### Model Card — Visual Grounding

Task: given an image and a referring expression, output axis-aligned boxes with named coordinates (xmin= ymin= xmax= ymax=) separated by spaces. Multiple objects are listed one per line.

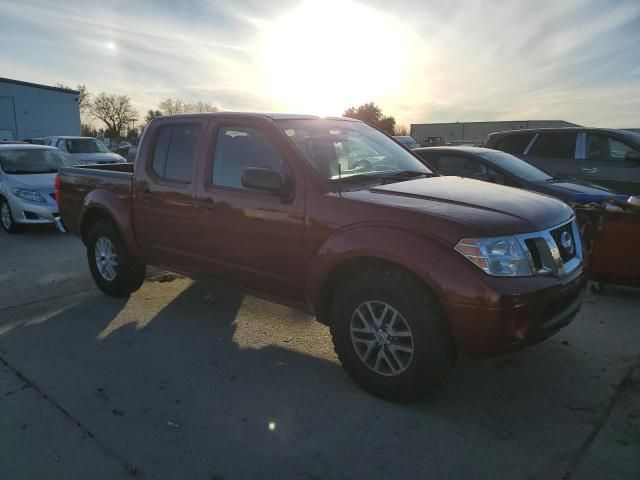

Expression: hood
xmin=347 ymin=176 xmax=573 ymax=237
xmin=4 ymin=172 xmax=56 ymax=191
xmin=72 ymin=152 xmax=124 ymax=164
xmin=530 ymin=179 xmax=613 ymax=202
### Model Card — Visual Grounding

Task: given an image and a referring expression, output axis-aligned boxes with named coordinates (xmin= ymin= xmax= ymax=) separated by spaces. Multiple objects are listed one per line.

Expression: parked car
xmin=126 ymin=140 xmax=139 ymax=163
xmin=393 ymin=135 xmax=421 ymax=149
xmin=485 ymin=128 xmax=640 ymax=195
xmin=22 ymin=138 xmax=46 ymax=145
xmin=415 ymin=146 xmax=616 ymax=204
xmin=57 ymin=113 xmax=586 ymax=401
xmin=47 ymin=136 xmax=126 ymax=164
xmin=0 ymin=144 xmax=84 ymax=233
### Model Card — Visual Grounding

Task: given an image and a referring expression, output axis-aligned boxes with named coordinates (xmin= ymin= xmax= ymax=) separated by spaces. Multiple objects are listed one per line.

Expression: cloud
xmin=1 ymin=0 xmax=639 ymax=127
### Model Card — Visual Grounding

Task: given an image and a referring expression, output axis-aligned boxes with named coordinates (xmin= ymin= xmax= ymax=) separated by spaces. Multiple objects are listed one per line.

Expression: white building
xmin=0 ymin=77 xmax=81 ymax=141
xmin=410 ymin=120 xmax=579 ymax=146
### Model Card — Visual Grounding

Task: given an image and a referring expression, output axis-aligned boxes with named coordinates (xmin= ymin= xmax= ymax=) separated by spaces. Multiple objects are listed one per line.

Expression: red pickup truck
xmin=57 ymin=113 xmax=586 ymax=401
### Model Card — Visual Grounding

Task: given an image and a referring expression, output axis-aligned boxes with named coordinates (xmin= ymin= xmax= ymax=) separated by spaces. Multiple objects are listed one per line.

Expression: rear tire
xmin=330 ymin=265 xmax=455 ymax=402
xmin=87 ymin=219 xmax=146 ymax=297
xmin=0 ymin=198 xmax=22 ymax=234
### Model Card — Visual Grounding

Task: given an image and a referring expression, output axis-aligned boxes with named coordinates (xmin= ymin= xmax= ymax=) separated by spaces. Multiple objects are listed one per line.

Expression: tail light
xmin=54 ymin=174 xmax=61 ymax=207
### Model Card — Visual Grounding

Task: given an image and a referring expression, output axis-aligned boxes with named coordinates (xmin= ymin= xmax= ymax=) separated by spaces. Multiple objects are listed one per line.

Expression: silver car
xmin=0 ymin=145 xmax=84 ymax=233
xmin=46 ymin=136 xmax=126 ymax=164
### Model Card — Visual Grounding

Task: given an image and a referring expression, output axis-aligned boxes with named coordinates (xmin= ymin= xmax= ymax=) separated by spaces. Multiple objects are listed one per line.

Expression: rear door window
xmin=528 ymin=133 xmax=577 ymax=159
xmin=151 ymin=125 xmax=200 ymax=183
xmin=494 ymin=134 xmax=534 ymax=154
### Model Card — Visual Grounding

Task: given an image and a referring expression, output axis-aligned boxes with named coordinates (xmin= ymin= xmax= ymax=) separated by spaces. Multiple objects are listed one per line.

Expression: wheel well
xmin=80 ymin=208 xmax=113 ymax=244
xmin=314 ymin=257 xmax=429 ymax=326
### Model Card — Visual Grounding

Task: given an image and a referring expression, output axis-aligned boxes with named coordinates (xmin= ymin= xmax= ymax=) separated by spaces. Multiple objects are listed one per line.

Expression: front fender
xmin=306 ymin=224 xmax=452 ymax=308
xmin=80 ymin=188 xmax=142 ymax=260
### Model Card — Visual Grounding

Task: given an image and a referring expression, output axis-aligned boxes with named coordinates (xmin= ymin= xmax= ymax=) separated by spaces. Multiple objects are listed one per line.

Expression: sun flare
xmin=259 ymin=0 xmax=412 ymax=115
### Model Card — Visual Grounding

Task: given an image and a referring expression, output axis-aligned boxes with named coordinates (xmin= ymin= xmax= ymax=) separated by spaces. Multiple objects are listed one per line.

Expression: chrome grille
xmin=516 ymin=219 xmax=582 ymax=278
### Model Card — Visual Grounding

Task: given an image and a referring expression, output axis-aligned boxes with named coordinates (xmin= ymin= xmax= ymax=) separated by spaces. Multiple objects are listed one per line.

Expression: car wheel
xmin=87 ymin=219 xmax=146 ymax=297
xmin=0 ymin=198 xmax=22 ymax=234
xmin=330 ymin=265 xmax=455 ymax=402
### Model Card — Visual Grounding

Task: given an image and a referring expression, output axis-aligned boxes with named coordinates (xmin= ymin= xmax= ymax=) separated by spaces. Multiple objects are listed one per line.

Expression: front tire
xmin=87 ymin=219 xmax=146 ymax=297
xmin=1 ymin=198 xmax=22 ymax=234
xmin=330 ymin=265 xmax=455 ymax=402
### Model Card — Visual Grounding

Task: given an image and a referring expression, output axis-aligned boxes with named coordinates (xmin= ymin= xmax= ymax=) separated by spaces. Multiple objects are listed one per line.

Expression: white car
xmin=0 ymin=144 xmax=84 ymax=233
xmin=47 ymin=136 xmax=126 ymax=164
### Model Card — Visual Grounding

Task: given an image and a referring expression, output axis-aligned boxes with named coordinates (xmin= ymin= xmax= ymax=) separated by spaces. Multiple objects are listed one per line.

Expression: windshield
xmin=66 ymin=138 xmax=110 ymax=154
xmin=620 ymin=130 xmax=640 ymax=146
xmin=0 ymin=148 xmax=84 ymax=174
xmin=276 ymin=119 xmax=432 ymax=180
xmin=475 ymin=149 xmax=552 ymax=182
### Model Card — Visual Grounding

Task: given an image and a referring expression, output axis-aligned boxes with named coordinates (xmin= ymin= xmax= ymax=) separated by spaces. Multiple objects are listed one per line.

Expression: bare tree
xmin=158 ymin=98 xmax=219 ymax=115
xmin=90 ymin=93 xmax=138 ymax=137
xmin=394 ymin=124 xmax=409 ymax=136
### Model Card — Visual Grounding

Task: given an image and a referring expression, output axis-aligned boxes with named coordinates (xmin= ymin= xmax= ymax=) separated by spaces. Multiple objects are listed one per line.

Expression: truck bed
xmin=57 ymin=163 xmax=134 ymax=237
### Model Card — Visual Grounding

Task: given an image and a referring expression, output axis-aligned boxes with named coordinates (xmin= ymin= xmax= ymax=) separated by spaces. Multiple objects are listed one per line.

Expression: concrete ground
xmin=0 ymin=226 xmax=639 ymax=480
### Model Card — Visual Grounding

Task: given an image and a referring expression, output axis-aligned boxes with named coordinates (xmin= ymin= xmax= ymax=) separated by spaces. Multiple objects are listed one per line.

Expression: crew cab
xmin=57 ymin=113 xmax=587 ymax=401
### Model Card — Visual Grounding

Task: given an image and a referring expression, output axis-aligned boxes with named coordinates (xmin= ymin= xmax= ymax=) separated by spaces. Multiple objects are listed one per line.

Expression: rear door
xmin=132 ymin=120 xmax=203 ymax=268
xmin=579 ymin=132 xmax=640 ymax=195
xmin=524 ymin=131 xmax=578 ymax=178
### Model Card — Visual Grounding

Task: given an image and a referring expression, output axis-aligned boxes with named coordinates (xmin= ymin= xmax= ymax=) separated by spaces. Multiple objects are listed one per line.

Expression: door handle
xmin=581 ymin=167 xmax=598 ymax=174
xmin=139 ymin=187 xmax=152 ymax=199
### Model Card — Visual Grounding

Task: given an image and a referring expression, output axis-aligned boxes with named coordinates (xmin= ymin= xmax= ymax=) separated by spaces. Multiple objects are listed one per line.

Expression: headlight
xmin=455 ymin=236 xmax=532 ymax=276
xmin=11 ymin=189 xmax=47 ymax=203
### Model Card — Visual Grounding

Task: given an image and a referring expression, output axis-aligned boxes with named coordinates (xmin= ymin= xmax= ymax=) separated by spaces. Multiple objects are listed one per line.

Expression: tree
xmin=81 ymin=123 xmax=97 ymax=137
xmin=158 ymin=98 xmax=219 ymax=115
xmin=145 ymin=109 xmax=163 ymax=124
xmin=343 ymin=102 xmax=396 ymax=135
xmin=394 ymin=124 xmax=409 ymax=136
xmin=89 ymin=93 xmax=138 ymax=137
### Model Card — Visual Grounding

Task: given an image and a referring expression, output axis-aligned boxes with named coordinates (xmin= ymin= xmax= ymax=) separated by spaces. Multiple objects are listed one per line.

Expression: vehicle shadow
xmin=1 ymin=277 xmax=638 ymax=479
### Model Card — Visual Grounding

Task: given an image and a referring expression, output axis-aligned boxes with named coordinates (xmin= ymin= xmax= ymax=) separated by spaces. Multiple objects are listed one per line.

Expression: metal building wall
xmin=410 ymin=120 xmax=579 ymax=145
xmin=0 ymin=79 xmax=81 ymax=140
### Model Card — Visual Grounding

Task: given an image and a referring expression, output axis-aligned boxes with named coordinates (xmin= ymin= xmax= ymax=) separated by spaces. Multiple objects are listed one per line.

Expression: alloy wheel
xmin=350 ymin=300 xmax=415 ymax=376
xmin=94 ymin=237 xmax=118 ymax=282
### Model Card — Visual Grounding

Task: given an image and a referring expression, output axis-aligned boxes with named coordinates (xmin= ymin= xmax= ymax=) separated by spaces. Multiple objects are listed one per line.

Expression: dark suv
xmin=485 ymin=128 xmax=640 ymax=195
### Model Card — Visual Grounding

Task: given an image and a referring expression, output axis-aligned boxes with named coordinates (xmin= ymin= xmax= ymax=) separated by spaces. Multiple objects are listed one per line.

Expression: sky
xmin=1 ymin=0 xmax=639 ymax=128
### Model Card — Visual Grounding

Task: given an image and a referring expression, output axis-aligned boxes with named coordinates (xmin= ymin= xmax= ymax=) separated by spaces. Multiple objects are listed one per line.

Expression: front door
xmin=578 ymin=132 xmax=640 ymax=195
xmin=192 ymin=120 xmax=306 ymax=302
xmin=524 ymin=131 xmax=579 ymax=179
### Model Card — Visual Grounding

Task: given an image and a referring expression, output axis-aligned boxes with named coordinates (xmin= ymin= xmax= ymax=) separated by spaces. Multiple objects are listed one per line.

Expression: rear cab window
xmin=586 ymin=133 xmax=640 ymax=162
xmin=151 ymin=125 xmax=200 ymax=183
xmin=528 ymin=132 xmax=577 ymax=159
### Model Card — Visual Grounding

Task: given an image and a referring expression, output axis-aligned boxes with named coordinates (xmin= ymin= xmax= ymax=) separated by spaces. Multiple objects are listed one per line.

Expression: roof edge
xmin=0 ymin=77 xmax=80 ymax=94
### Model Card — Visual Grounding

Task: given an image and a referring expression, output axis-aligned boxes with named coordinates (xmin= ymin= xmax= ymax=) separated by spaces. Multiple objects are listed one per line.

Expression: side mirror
xmin=625 ymin=151 xmax=640 ymax=164
xmin=241 ymin=167 xmax=284 ymax=194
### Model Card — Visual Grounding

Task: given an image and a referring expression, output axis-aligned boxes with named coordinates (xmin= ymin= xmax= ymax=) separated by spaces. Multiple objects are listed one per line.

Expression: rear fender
xmin=79 ymin=188 xmax=142 ymax=260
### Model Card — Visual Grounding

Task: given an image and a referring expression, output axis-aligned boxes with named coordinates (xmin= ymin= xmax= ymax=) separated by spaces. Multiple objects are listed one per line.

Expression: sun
xmin=258 ymin=0 xmax=411 ymax=116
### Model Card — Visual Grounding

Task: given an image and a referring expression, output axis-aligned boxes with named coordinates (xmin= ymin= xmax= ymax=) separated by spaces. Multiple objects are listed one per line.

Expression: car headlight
xmin=11 ymin=189 xmax=47 ymax=203
xmin=455 ymin=236 xmax=532 ymax=277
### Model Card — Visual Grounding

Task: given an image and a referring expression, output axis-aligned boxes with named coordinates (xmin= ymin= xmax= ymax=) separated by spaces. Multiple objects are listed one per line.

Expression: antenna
xmin=338 ymin=163 xmax=342 ymax=197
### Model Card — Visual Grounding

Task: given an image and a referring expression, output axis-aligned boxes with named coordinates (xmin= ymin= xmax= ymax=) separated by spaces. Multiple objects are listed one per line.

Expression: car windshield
xmin=0 ymin=148 xmax=84 ymax=174
xmin=475 ymin=149 xmax=552 ymax=182
xmin=276 ymin=119 xmax=432 ymax=180
xmin=620 ymin=130 xmax=640 ymax=146
xmin=66 ymin=138 xmax=110 ymax=154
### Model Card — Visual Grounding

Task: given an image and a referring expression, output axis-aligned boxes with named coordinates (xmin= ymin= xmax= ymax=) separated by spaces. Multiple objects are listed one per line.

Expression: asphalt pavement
xmin=1 ymin=226 xmax=639 ymax=479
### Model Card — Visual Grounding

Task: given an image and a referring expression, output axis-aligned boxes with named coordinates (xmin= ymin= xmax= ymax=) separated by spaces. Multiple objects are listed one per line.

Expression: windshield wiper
xmin=330 ymin=170 xmax=431 ymax=183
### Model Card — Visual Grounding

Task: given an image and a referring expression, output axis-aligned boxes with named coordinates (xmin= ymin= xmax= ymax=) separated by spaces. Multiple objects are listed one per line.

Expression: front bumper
xmin=442 ymin=268 xmax=587 ymax=356
xmin=7 ymin=194 xmax=58 ymax=225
